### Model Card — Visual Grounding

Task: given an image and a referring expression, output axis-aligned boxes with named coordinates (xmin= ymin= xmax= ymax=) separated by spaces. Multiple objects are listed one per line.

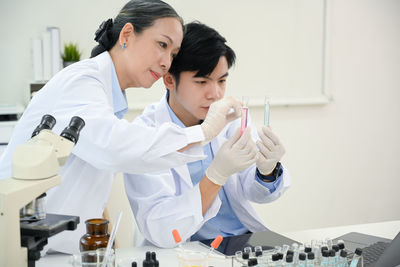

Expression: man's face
xmin=166 ymin=56 xmax=229 ymax=127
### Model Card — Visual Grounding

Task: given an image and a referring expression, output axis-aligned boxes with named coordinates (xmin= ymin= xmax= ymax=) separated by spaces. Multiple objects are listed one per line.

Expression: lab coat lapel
xmin=173 ymin=164 xmax=194 ymax=189
xmin=154 ymin=95 xmax=197 ymax=188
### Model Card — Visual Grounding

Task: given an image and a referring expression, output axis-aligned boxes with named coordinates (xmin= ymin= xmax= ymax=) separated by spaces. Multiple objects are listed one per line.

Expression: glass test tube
xmin=241 ymin=96 xmax=249 ymax=135
xmin=264 ymin=96 xmax=270 ymax=126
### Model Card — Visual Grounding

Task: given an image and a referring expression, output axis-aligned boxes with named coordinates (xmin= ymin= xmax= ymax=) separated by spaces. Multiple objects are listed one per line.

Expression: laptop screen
xmin=375 ymin=231 xmax=400 ymax=267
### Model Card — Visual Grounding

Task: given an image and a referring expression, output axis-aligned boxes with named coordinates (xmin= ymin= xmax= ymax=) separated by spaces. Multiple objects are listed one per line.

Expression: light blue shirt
xmin=110 ymin=62 xmax=128 ymax=119
xmin=165 ymin=97 xmax=282 ymax=241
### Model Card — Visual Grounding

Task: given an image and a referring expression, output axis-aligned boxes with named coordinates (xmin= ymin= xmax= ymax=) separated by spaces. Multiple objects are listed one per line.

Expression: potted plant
xmin=62 ymin=42 xmax=82 ymax=67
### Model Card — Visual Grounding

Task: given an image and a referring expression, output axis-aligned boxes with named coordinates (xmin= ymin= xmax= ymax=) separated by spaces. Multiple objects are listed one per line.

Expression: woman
xmin=0 ymin=0 xmax=241 ymax=254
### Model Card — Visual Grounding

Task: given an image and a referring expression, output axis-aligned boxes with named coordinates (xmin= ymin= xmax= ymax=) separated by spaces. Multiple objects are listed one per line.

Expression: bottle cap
xmin=242 ymin=252 xmax=249 ymax=259
xmin=304 ymin=247 xmax=312 ymax=253
xmin=329 ymin=249 xmax=336 ymax=257
xmin=211 ymin=235 xmax=223 ymax=249
xmin=286 ymin=254 xmax=293 ymax=263
xmin=248 ymin=258 xmax=258 ymax=266
xmin=307 ymin=252 xmax=315 ymax=260
xmin=340 ymin=250 xmax=348 ymax=258
xmin=322 ymin=250 xmax=329 ymax=257
xmin=332 ymin=245 xmax=339 ymax=252
xmin=272 ymin=254 xmax=280 ymax=261
xmin=338 ymin=242 xmax=345 ymax=249
xmin=355 ymin=248 xmax=363 ymax=256
xmin=299 ymin=253 xmax=306 ymax=261
xmin=172 ymin=229 xmax=182 ymax=243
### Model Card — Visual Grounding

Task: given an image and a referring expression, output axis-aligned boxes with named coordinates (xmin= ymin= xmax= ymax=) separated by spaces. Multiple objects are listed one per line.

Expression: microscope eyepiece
xmin=31 ymin=114 xmax=56 ymax=138
xmin=60 ymin=116 xmax=85 ymax=144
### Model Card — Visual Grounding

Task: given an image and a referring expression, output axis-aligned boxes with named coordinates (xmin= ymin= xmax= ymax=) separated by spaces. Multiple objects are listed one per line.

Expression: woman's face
xmin=123 ymin=17 xmax=183 ymax=89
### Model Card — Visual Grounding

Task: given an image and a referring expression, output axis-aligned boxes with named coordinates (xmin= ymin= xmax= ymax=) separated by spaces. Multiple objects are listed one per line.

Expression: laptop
xmin=198 ymin=230 xmax=298 ymax=257
xmin=334 ymin=231 xmax=400 ymax=267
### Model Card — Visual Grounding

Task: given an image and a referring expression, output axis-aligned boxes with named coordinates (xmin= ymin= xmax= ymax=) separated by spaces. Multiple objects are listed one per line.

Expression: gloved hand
xmin=256 ymin=125 xmax=285 ymax=175
xmin=205 ymin=127 xmax=258 ymax=186
xmin=201 ymin=96 xmax=242 ymax=145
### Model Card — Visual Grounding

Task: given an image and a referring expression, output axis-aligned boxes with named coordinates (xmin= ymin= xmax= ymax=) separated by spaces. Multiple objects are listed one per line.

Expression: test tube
xmin=349 ymin=248 xmax=362 ymax=267
xmin=321 ymin=250 xmax=329 ymax=266
xmin=241 ymin=96 xmax=249 ymax=135
xmin=264 ymin=96 xmax=270 ymax=126
xmin=306 ymin=252 xmax=315 ymax=267
xmin=338 ymin=250 xmax=348 ymax=267
xmin=298 ymin=253 xmax=306 ymax=267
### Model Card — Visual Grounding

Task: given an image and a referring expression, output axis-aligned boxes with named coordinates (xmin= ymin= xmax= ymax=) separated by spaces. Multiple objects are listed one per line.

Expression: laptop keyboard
xmin=347 ymin=241 xmax=390 ymax=266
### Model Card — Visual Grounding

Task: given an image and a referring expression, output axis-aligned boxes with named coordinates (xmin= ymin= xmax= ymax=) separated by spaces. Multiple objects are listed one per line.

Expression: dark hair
xmin=91 ymin=0 xmax=183 ymax=58
xmin=168 ymin=21 xmax=236 ymax=85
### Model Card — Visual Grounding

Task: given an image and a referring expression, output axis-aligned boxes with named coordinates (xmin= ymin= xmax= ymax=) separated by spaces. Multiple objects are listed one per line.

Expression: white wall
xmin=1 ymin=0 xmax=399 ymax=246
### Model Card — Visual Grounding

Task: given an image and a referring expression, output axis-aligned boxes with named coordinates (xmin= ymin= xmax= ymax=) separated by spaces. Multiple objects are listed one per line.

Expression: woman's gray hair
xmin=91 ymin=0 xmax=183 ymax=58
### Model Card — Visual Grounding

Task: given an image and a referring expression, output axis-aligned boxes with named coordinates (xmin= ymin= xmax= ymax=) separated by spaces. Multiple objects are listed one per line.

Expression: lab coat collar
xmin=92 ymin=52 xmax=127 ymax=118
xmin=110 ymin=61 xmax=128 ymax=118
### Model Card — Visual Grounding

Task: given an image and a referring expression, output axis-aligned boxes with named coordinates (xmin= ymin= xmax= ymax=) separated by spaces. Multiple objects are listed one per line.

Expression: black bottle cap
xmin=272 ymin=254 xmax=280 ymax=261
xmin=248 ymin=258 xmax=258 ymax=266
xmin=278 ymin=253 xmax=284 ymax=260
xmin=332 ymin=244 xmax=339 ymax=252
xmin=338 ymin=242 xmax=345 ymax=249
xmin=304 ymin=247 xmax=312 ymax=253
xmin=307 ymin=252 xmax=315 ymax=260
xmin=286 ymin=254 xmax=293 ymax=263
xmin=321 ymin=246 xmax=329 ymax=252
xmin=255 ymin=250 xmax=262 ymax=257
xmin=322 ymin=250 xmax=329 ymax=257
xmin=286 ymin=250 xmax=294 ymax=256
xmin=329 ymin=249 xmax=336 ymax=257
xmin=299 ymin=253 xmax=306 ymax=261
xmin=242 ymin=251 xmax=249 ymax=259
xmin=340 ymin=250 xmax=348 ymax=258
xmin=355 ymin=248 xmax=363 ymax=256
xmin=131 ymin=262 xmax=137 ymax=267
xmin=143 ymin=251 xmax=154 ymax=267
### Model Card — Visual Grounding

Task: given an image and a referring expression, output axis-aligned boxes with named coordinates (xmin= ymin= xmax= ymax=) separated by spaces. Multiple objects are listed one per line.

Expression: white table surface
xmin=37 ymin=220 xmax=400 ymax=267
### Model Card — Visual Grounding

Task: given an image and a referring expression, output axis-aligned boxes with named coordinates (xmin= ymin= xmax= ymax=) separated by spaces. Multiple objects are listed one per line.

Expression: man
xmin=124 ymin=22 xmax=290 ymax=248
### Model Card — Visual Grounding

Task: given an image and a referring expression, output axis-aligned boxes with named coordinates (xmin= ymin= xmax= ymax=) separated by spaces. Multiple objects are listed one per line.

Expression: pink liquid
xmin=240 ymin=107 xmax=248 ymax=135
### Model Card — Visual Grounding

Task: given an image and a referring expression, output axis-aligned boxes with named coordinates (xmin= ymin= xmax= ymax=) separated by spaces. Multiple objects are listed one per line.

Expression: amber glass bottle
xmin=79 ymin=218 xmax=110 ymax=252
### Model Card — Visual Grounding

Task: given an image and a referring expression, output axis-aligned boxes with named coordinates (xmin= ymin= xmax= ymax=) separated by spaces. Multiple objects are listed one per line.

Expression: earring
xmin=122 ymin=43 xmax=126 ymax=50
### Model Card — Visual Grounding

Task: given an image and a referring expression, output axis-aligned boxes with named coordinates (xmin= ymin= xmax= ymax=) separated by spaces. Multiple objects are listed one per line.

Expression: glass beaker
xmin=177 ymin=251 xmax=208 ymax=267
xmin=70 ymin=248 xmax=115 ymax=267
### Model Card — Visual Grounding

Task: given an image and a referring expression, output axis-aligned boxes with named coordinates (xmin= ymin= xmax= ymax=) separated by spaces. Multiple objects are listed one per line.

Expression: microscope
xmin=0 ymin=114 xmax=85 ymax=267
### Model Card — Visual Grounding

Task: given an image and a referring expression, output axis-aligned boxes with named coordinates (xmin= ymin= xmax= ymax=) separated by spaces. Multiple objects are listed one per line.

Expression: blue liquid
xmin=264 ymin=103 xmax=270 ymax=126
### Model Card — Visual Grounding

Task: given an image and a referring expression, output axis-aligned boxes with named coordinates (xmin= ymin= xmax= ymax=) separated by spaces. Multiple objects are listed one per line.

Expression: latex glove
xmin=206 ymin=127 xmax=258 ymax=186
xmin=201 ymin=96 xmax=242 ymax=145
xmin=256 ymin=125 xmax=285 ymax=175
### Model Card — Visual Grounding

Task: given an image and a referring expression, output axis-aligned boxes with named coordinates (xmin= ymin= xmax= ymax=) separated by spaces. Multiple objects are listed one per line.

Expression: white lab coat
xmin=0 ymin=52 xmax=205 ymax=254
xmin=124 ymin=96 xmax=291 ymax=248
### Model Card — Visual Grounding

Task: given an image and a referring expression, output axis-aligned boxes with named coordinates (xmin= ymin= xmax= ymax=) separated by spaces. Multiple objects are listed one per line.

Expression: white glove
xmin=256 ymin=125 xmax=285 ymax=175
xmin=201 ymin=96 xmax=242 ymax=145
xmin=206 ymin=127 xmax=258 ymax=186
